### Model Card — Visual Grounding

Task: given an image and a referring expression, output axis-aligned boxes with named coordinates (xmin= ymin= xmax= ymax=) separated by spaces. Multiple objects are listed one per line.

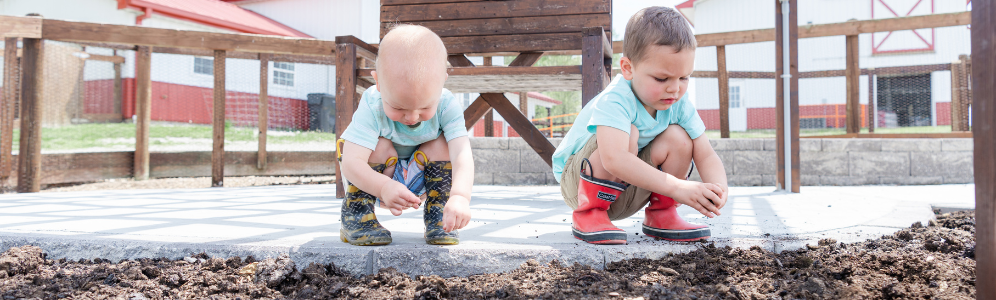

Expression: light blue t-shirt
xmin=341 ymin=86 xmax=468 ymax=158
xmin=551 ymin=75 xmax=706 ymax=182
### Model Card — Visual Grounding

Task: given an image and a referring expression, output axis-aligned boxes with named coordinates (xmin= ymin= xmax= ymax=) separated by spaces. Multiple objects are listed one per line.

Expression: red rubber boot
xmin=572 ymin=158 xmax=627 ymax=245
xmin=642 ymin=193 xmax=710 ymax=241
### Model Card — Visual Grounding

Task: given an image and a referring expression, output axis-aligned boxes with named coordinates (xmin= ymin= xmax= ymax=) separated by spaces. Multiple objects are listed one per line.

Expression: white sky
xmin=612 ymin=0 xmax=688 ymax=40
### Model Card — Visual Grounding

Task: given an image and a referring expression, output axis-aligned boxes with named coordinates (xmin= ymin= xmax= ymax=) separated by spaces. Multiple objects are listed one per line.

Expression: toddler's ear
xmin=619 ymin=57 xmax=635 ymax=81
xmin=372 ymin=71 xmax=380 ymax=91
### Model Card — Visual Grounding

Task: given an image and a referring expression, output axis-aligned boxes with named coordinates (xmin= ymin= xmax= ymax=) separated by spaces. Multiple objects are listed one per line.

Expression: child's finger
xmin=688 ymin=200 xmax=716 ymax=218
xmin=389 ymin=207 xmax=402 ymax=216
xmin=442 ymin=213 xmax=455 ymax=232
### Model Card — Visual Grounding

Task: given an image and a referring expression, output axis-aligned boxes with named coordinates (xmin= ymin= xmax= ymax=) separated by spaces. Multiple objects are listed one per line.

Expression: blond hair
xmin=623 ymin=6 xmax=696 ymax=64
xmin=375 ymin=24 xmax=448 ymax=85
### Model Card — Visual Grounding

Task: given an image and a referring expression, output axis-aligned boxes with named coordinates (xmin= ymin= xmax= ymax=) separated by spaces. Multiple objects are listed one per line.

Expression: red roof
xmin=527 ymin=92 xmax=562 ymax=105
xmin=117 ymin=0 xmax=312 ymax=38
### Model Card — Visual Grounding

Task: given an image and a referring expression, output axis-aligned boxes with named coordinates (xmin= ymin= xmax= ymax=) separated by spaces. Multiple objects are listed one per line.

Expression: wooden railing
xmin=0 ymin=15 xmax=347 ymax=192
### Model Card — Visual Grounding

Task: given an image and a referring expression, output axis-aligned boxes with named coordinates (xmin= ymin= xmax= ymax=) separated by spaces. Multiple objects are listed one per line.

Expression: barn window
xmin=273 ymin=62 xmax=295 ymax=86
xmin=194 ymin=57 xmax=213 ymax=75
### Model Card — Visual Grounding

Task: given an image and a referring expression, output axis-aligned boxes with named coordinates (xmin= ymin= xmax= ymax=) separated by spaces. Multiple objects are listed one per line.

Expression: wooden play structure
xmin=333 ymin=0 xmax=614 ymax=197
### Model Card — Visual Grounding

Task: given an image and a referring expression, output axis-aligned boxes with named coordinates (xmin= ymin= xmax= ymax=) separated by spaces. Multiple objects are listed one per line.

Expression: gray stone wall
xmin=470 ymin=137 xmax=974 ymax=186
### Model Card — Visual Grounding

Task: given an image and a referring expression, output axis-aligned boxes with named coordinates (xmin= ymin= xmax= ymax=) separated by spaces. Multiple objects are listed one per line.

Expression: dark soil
xmin=1 ymin=210 xmax=975 ymax=299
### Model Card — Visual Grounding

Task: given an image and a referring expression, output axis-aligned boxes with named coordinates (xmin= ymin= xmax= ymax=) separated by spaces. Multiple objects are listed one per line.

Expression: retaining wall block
xmin=714 ymin=150 xmax=735 ymax=175
xmin=881 ymin=139 xmax=941 ymax=152
xmin=879 ymin=176 xmax=943 ymax=185
xmin=849 ymin=152 xmax=910 ymax=176
xmin=800 ymin=175 xmax=821 ymax=186
xmin=943 ymin=176 xmax=975 ymax=184
xmin=509 ymin=138 xmax=563 ymax=150
xmin=473 ymin=149 xmax=519 ymax=173
xmin=733 ymin=151 xmax=776 ymax=175
xmin=494 ymin=172 xmax=547 ymax=185
xmin=822 ymin=139 xmax=882 ymax=152
xmin=710 ymin=139 xmax=763 ymax=151
xmin=911 ymin=151 xmax=974 ymax=178
xmin=545 ymin=172 xmax=559 ymax=186
xmin=519 ymin=149 xmax=553 ymax=173
xmin=469 ymin=137 xmax=509 ymax=150
xmin=799 ymin=139 xmax=822 ymax=152
xmin=820 ymin=176 xmax=879 ymax=186
xmin=728 ymin=175 xmax=765 ymax=186
xmin=940 ymin=138 xmax=973 ymax=151
xmin=800 ymin=151 xmax=849 ymax=176
xmin=475 ymin=172 xmax=494 ymax=185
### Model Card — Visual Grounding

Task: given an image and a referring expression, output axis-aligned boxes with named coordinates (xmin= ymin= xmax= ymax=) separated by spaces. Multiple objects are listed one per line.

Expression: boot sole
xmin=572 ymin=228 xmax=627 ymax=245
xmin=642 ymin=225 xmax=710 ymax=241
xmin=425 ymin=236 xmax=460 ymax=245
xmin=340 ymin=228 xmax=392 ymax=246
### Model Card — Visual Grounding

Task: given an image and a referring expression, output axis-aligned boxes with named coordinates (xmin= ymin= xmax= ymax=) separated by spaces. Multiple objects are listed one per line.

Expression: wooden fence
xmin=0 ymin=15 xmax=341 ymax=192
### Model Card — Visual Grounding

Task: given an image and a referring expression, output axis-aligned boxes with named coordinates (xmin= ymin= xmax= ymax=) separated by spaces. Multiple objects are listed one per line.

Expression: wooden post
xmin=951 ymin=61 xmax=964 ymax=131
xmin=581 ymin=27 xmax=609 ymax=107
xmin=112 ymin=50 xmax=122 ymax=117
xmin=484 ymin=109 xmax=494 ymax=137
xmin=258 ymin=54 xmax=269 ymax=170
xmin=16 ymin=38 xmax=42 ymax=193
xmin=845 ymin=34 xmax=861 ymax=133
xmin=775 ymin=0 xmax=800 ymax=193
xmin=1 ymin=38 xmax=18 ymax=182
xmin=334 ymin=37 xmax=359 ymax=199
xmin=717 ymin=45 xmax=730 ymax=139
xmin=868 ymin=68 xmax=875 ymax=132
xmin=133 ymin=46 xmax=152 ymax=181
xmin=519 ymin=92 xmax=528 ymax=117
xmin=971 ymin=0 xmax=995 ymax=297
xmin=959 ymin=54 xmax=972 ymax=131
xmin=212 ymin=50 xmax=226 ymax=187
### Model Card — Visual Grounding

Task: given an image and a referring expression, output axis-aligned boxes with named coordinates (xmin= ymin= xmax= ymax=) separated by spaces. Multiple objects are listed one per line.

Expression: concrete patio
xmin=0 ymin=184 xmax=976 ymax=277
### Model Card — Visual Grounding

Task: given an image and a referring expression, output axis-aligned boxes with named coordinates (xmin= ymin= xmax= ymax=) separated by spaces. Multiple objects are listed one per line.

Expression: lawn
xmin=9 ymin=123 xmax=336 ymax=151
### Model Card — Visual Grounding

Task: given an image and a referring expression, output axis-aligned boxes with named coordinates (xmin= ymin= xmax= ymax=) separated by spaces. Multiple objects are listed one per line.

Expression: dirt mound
xmin=0 ymin=210 xmax=976 ymax=299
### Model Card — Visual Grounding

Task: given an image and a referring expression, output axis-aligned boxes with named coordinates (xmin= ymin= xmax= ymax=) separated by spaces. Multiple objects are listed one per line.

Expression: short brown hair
xmin=623 ymin=6 xmax=696 ymax=64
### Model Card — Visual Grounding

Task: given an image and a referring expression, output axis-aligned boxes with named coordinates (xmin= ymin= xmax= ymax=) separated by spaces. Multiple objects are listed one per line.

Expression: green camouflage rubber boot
xmin=340 ymin=163 xmax=393 ymax=246
xmin=423 ymin=161 xmax=459 ymax=245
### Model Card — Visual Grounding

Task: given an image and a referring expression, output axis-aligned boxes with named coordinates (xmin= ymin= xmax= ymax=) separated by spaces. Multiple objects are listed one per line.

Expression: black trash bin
xmin=307 ymin=93 xmax=336 ymax=132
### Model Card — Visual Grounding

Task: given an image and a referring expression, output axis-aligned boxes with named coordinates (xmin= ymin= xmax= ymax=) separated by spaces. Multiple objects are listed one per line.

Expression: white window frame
xmin=729 ymin=84 xmax=742 ymax=109
xmin=193 ymin=56 xmax=213 ymax=76
xmin=272 ymin=61 xmax=295 ymax=87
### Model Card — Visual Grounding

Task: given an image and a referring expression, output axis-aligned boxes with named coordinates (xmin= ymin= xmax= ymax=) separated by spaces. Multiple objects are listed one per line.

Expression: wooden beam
xmin=448 ymin=54 xmax=474 ymax=67
xmin=40 ymin=18 xmax=336 ymax=55
xmin=335 ymin=36 xmax=377 ymax=64
xmin=334 ymin=37 xmax=360 ymax=198
xmin=134 ymin=46 xmax=152 ymax=181
xmin=464 ymin=96 xmax=491 ymax=130
xmin=951 ymin=61 xmax=964 ymax=131
xmin=82 ymin=53 xmax=125 ymax=64
xmin=258 ymin=54 xmax=269 ymax=170
xmin=359 ymin=66 xmax=580 ymax=77
xmin=581 ymin=27 xmax=607 ymax=107
xmin=696 ymin=11 xmax=971 ymax=47
xmin=0 ymin=37 xmax=17 ymax=182
xmin=380 ymin=0 xmax=611 ymax=23
xmin=481 ymin=93 xmax=556 ymax=166
xmin=381 ymin=0 xmax=490 ymax=5
xmin=384 ymin=14 xmax=612 ymax=39
xmin=211 ymin=50 xmax=226 ymax=187
xmin=0 ymin=15 xmax=41 ymax=38
xmin=508 ymin=52 xmax=544 ymax=67
xmin=443 ymin=33 xmax=584 ymax=54
xmin=717 ymin=45 xmax=730 ymax=139
xmin=845 ymin=34 xmax=860 ymax=134
xmin=972 ymin=0 xmax=996 ymax=296
xmin=16 ymin=38 xmax=42 ymax=193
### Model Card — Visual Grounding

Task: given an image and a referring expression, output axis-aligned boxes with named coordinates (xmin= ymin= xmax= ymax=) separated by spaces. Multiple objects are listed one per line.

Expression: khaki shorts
xmin=559 ymin=136 xmax=657 ymax=220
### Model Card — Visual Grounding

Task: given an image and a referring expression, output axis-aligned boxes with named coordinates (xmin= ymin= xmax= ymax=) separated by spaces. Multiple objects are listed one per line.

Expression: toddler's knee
xmin=369 ymin=138 xmax=398 ymax=164
xmin=663 ymin=125 xmax=693 ymax=153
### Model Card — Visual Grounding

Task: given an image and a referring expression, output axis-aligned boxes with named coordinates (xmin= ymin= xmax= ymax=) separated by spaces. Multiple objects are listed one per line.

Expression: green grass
xmin=703 ymin=125 xmax=954 ymax=139
xmin=10 ymin=123 xmax=336 ymax=151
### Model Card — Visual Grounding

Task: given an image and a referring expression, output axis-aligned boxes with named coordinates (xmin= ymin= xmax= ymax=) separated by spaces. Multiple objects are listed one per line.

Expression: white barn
xmin=680 ymin=0 xmax=972 ymax=131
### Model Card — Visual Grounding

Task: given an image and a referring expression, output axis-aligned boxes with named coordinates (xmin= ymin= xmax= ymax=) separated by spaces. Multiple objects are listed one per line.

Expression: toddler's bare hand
xmin=442 ymin=195 xmax=471 ymax=232
xmin=671 ymin=181 xmax=724 ymax=218
xmin=379 ymin=182 xmax=422 ymax=216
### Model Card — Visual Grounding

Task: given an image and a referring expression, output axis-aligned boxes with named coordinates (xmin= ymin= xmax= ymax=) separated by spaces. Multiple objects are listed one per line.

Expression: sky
xmin=612 ymin=0 xmax=688 ymax=40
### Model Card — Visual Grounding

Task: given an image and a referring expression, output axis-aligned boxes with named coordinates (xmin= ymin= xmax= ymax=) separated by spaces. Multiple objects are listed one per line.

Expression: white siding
xmin=236 ymin=0 xmax=380 ymax=43
xmin=692 ymin=0 xmax=971 ymax=109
